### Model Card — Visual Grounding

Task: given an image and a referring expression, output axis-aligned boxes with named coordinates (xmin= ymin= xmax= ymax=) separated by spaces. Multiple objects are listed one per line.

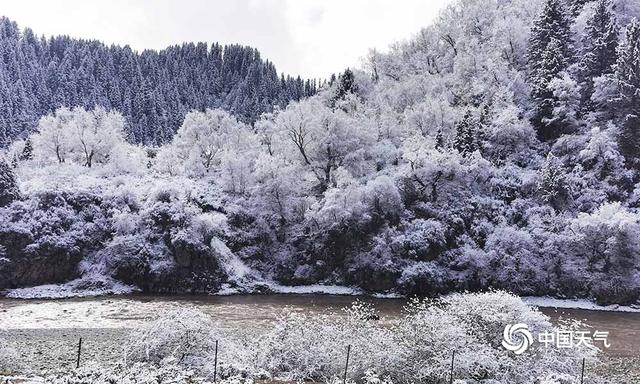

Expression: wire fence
xmin=69 ymin=338 xmax=590 ymax=384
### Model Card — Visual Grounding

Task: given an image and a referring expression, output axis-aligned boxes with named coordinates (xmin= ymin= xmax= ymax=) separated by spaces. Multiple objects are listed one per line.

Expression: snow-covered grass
xmin=25 ymin=363 xmax=218 ymax=384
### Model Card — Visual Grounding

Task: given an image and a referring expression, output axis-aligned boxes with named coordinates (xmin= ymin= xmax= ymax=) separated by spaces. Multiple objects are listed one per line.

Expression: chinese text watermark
xmin=502 ymin=323 xmax=610 ymax=354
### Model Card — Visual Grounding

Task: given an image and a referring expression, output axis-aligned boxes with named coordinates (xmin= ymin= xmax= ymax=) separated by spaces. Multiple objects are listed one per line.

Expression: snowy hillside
xmin=1 ymin=0 xmax=640 ymax=305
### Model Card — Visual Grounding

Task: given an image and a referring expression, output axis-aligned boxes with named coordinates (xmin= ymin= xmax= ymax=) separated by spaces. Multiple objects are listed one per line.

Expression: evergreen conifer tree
xmin=578 ymin=0 xmax=618 ymax=109
xmin=527 ymin=0 xmax=573 ymax=141
xmin=0 ymin=158 xmax=20 ymax=207
xmin=19 ymin=137 xmax=33 ymax=161
xmin=616 ymin=19 xmax=640 ymax=167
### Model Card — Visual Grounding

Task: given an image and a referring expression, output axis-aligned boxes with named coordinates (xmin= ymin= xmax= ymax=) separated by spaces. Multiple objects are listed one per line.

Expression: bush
xmin=128 ymin=293 xmax=596 ymax=383
xmin=124 ymin=308 xmax=223 ymax=369
xmin=397 ymin=261 xmax=450 ymax=296
xmin=254 ymin=301 xmax=396 ymax=381
xmin=591 ymin=276 xmax=640 ymax=306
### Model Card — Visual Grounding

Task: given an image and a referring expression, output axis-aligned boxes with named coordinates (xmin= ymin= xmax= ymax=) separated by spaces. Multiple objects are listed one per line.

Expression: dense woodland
xmin=1 ymin=0 xmax=640 ymax=305
xmin=0 ymin=17 xmax=317 ymax=146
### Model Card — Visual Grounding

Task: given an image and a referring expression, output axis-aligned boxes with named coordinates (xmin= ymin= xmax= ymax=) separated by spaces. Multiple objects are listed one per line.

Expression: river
xmin=1 ymin=294 xmax=639 ymax=379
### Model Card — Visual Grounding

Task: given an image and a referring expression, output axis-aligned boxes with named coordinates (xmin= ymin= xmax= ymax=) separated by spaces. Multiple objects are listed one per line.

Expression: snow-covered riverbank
xmin=523 ymin=296 xmax=640 ymax=313
xmin=1 ymin=292 xmax=640 ymax=382
xmin=5 ymin=281 xmax=639 ymax=315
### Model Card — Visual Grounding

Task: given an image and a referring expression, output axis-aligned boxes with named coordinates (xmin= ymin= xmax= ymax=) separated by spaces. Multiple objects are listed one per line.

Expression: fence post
xmin=449 ymin=350 xmax=455 ymax=384
xmin=343 ymin=344 xmax=351 ymax=384
xmin=76 ymin=337 xmax=82 ymax=369
xmin=580 ymin=358 xmax=585 ymax=384
xmin=213 ymin=340 xmax=219 ymax=382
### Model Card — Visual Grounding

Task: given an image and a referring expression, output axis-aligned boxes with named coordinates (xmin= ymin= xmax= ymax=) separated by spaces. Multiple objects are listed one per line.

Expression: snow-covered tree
xmin=571 ymin=202 xmax=640 ymax=274
xmin=0 ymin=158 xmax=20 ymax=206
xmin=528 ymin=0 xmax=574 ymax=141
xmin=0 ymin=16 xmax=316 ymax=146
xmin=578 ymin=0 xmax=619 ymax=108
xmin=547 ymin=72 xmax=581 ymax=130
xmin=32 ymin=107 xmax=75 ymax=164
xmin=73 ymin=107 xmax=127 ymax=167
xmin=539 ymin=153 xmax=569 ymax=209
xmin=616 ymin=18 xmax=640 ymax=116
xmin=159 ymin=109 xmax=256 ymax=177
xmin=569 ymin=0 xmax=593 ymax=16
xmin=274 ymin=98 xmax=376 ymax=192
xmin=615 ymin=19 xmax=640 ymax=167
xmin=32 ymin=106 xmax=126 ymax=167
xmin=332 ymin=68 xmax=357 ymax=106
xmin=19 ymin=137 xmax=33 ymax=161
xmin=453 ymin=110 xmax=484 ymax=157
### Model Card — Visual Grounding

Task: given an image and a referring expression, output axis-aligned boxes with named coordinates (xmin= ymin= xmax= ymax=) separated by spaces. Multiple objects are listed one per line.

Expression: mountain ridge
xmin=0 ymin=16 xmax=318 ymax=146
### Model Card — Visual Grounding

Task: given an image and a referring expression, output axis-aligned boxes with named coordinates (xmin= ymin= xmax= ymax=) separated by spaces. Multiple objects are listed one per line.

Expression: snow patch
xmin=4 ymin=276 xmax=138 ymax=299
xmin=211 ymin=238 xmax=254 ymax=284
xmin=371 ymin=292 xmax=404 ymax=299
xmin=267 ymin=284 xmax=363 ymax=295
xmin=523 ymin=296 xmax=640 ymax=313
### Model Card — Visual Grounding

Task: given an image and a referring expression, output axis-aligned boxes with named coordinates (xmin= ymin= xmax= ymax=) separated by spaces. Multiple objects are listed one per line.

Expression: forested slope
xmin=0 ymin=17 xmax=316 ymax=146
xmin=2 ymin=0 xmax=640 ymax=304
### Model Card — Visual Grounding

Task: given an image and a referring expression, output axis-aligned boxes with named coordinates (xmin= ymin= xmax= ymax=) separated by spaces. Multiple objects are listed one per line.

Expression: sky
xmin=0 ymin=0 xmax=452 ymax=79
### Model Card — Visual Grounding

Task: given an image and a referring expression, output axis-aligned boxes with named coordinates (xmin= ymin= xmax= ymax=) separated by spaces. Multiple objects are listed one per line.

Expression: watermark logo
xmin=502 ymin=324 xmax=611 ymax=354
xmin=502 ymin=323 xmax=534 ymax=355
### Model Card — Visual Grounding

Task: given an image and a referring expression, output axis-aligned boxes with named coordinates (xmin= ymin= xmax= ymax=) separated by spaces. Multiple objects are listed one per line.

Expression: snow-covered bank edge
xmin=0 ymin=376 xmax=44 ymax=384
xmin=3 ymin=276 xmax=139 ymax=299
xmin=265 ymin=283 xmax=364 ymax=295
xmin=2 ymin=281 xmax=368 ymax=300
xmin=4 ymin=281 xmax=639 ymax=314
xmin=210 ymin=282 xmax=369 ymax=296
xmin=523 ymin=296 xmax=640 ymax=313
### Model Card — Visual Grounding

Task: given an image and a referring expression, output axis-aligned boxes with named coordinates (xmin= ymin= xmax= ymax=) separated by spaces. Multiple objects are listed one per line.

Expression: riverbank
xmin=2 ymin=327 xmax=640 ymax=383
xmin=2 ymin=294 xmax=640 ymax=382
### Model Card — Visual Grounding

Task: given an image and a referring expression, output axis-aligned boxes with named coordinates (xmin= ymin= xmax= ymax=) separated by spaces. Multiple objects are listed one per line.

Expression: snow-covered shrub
xmin=591 ymin=275 xmax=640 ymax=306
xmin=102 ymin=199 xmax=227 ymax=293
xmin=569 ymin=202 xmax=640 ymax=278
xmin=389 ymin=291 xmax=597 ymax=383
xmin=401 ymin=219 xmax=447 ymax=260
xmin=247 ymin=292 xmax=599 ymax=383
xmin=254 ymin=301 xmax=396 ymax=381
xmin=397 ymin=261 xmax=450 ymax=296
xmin=0 ymin=191 xmax=113 ymax=290
xmin=13 ymin=292 xmax=603 ymax=383
xmin=125 ymin=308 xmax=222 ymax=369
xmin=482 ymin=226 xmax=547 ymax=295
